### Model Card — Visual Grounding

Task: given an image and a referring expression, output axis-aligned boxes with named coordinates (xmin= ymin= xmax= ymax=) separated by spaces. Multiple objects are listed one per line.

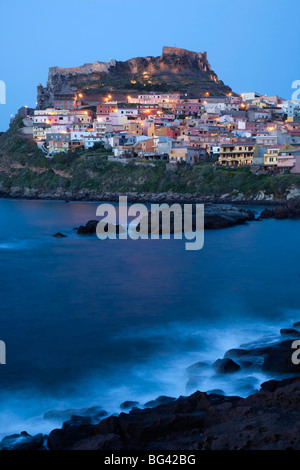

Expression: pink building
xmin=96 ymin=102 xmax=118 ymax=116
xmin=277 ymin=148 xmax=300 ymax=173
xmin=53 ymin=94 xmax=83 ymax=110
xmin=173 ymin=102 xmax=203 ymax=116
xmin=292 ymin=153 xmax=300 ymax=173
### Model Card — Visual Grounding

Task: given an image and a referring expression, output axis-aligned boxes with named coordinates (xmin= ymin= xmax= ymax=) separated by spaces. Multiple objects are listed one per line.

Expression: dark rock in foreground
xmin=0 ymin=431 xmax=44 ymax=450
xmin=47 ymin=416 xmax=95 ymax=450
xmin=213 ymin=358 xmax=241 ymax=374
xmin=120 ymin=401 xmax=140 ymax=410
xmin=225 ymin=338 xmax=300 ymax=374
xmin=143 ymin=396 xmax=176 ymax=409
xmin=44 ymin=406 xmax=107 ymax=422
xmin=46 ymin=377 xmax=300 ymax=450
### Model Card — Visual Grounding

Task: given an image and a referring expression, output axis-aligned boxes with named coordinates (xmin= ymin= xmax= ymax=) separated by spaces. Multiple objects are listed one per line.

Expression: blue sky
xmin=0 ymin=0 xmax=299 ymax=131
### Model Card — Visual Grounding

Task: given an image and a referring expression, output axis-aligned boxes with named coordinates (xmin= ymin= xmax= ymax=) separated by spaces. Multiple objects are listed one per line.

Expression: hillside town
xmin=18 ymin=89 xmax=300 ymax=173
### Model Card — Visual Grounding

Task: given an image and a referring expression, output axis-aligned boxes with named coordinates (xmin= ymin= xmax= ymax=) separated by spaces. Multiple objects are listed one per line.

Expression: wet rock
xmin=85 ymin=220 xmax=99 ymax=233
xmin=260 ymin=380 xmax=282 ymax=393
xmin=286 ymin=198 xmax=300 ymax=217
xmin=207 ymin=389 xmax=225 ymax=396
xmin=262 ymin=340 xmax=300 ymax=373
xmin=45 ymin=377 xmax=300 ymax=450
xmin=47 ymin=416 xmax=95 ymax=450
xmin=0 ymin=431 xmax=44 ymax=450
xmin=280 ymin=328 xmax=300 ymax=337
xmin=259 ymin=208 xmax=274 ymax=219
xmin=144 ymin=396 xmax=176 ymax=409
xmin=237 ymin=359 xmax=262 ymax=370
xmin=44 ymin=406 xmax=107 ymax=422
xmin=260 ymin=376 xmax=300 ymax=393
xmin=204 ymin=205 xmax=254 ymax=229
xmin=63 ymin=416 xmax=93 ymax=428
xmin=213 ymin=358 xmax=241 ymax=374
xmin=224 ymin=348 xmax=251 ymax=359
xmin=120 ymin=401 xmax=140 ymax=410
xmin=53 ymin=232 xmax=67 ymax=238
xmin=77 ymin=225 xmax=89 ymax=234
xmin=137 ymin=204 xmax=255 ymax=234
xmin=258 ymin=199 xmax=300 ymax=222
xmin=77 ymin=220 xmax=126 ymax=235
xmin=245 ymin=209 xmax=256 ymax=220
xmin=274 ymin=206 xmax=289 ymax=219
xmin=293 ymin=322 xmax=300 ymax=329
xmin=224 ymin=336 xmax=300 ymax=375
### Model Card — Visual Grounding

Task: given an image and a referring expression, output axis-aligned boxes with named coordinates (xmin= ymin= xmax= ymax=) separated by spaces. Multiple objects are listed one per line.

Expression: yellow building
xmin=123 ymin=122 xmax=143 ymax=136
xmin=264 ymin=146 xmax=280 ymax=166
xmin=252 ymin=100 xmax=268 ymax=109
xmin=218 ymin=142 xmax=255 ymax=166
xmin=147 ymin=123 xmax=155 ymax=137
xmin=33 ymin=123 xmax=51 ymax=141
xmin=155 ymin=126 xmax=168 ymax=137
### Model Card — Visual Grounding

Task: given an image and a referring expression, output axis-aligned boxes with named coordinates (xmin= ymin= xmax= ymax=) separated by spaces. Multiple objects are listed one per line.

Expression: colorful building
xmin=218 ymin=142 xmax=255 ymax=166
xmin=264 ymin=146 xmax=280 ymax=167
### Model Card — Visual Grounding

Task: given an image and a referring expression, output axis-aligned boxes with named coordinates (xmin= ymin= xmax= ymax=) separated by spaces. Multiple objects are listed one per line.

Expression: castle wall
xmin=49 ymin=59 xmax=116 ymax=77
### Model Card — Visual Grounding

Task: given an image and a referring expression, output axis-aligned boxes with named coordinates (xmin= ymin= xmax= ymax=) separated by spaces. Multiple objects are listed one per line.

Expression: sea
xmin=0 ymin=198 xmax=299 ymax=438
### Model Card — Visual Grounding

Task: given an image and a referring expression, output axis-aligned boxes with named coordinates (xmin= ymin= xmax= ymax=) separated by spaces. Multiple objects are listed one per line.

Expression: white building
xmin=203 ymin=102 xmax=225 ymax=114
xmin=70 ymin=131 xmax=103 ymax=149
xmin=241 ymin=92 xmax=262 ymax=102
xmin=280 ymin=100 xmax=300 ymax=117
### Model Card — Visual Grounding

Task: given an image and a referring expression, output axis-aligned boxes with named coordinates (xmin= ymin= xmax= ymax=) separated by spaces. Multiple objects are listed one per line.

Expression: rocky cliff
xmin=37 ymin=47 xmax=232 ymax=108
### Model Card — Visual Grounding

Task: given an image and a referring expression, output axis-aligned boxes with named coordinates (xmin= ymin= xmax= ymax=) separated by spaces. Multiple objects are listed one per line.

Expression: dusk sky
xmin=0 ymin=0 xmax=299 ymax=131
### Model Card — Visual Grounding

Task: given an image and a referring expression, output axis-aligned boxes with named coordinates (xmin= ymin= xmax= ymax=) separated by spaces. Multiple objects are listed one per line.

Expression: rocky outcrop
xmin=3 ymin=323 xmax=300 ymax=450
xmin=43 ymin=406 xmax=107 ymax=422
xmin=259 ymin=198 xmax=300 ymax=220
xmin=77 ymin=219 xmax=126 ymax=235
xmin=225 ymin=338 xmax=300 ymax=374
xmin=53 ymin=232 xmax=67 ymax=238
xmin=44 ymin=324 xmax=300 ymax=450
xmin=136 ymin=204 xmax=255 ymax=233
xmin=0 ymin=185 xmax=298 ymax=206
xmin=204 ymin=205 xmax=255 ymax=228
xmin=37 ymin=47 xmax=231 ymax=109
xmin=45 ymin=376 xmax=300 ymax=450
xmin=0 ymin=432 xmax=44 ymax=450
xmin=212 ymin=358 xmax=241 ymax=374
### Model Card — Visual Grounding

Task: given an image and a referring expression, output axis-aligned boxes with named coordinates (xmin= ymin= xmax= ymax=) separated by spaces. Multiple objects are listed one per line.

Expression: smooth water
xmin=0 ymin=199 xmax=299 ymax=437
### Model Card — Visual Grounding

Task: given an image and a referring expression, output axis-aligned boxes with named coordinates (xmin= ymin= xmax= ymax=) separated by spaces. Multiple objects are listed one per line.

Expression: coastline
xmin=1 ymin=321 xmax=300 ymax=450
xmin=0 ymin=188 xmax=286 ymax=206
